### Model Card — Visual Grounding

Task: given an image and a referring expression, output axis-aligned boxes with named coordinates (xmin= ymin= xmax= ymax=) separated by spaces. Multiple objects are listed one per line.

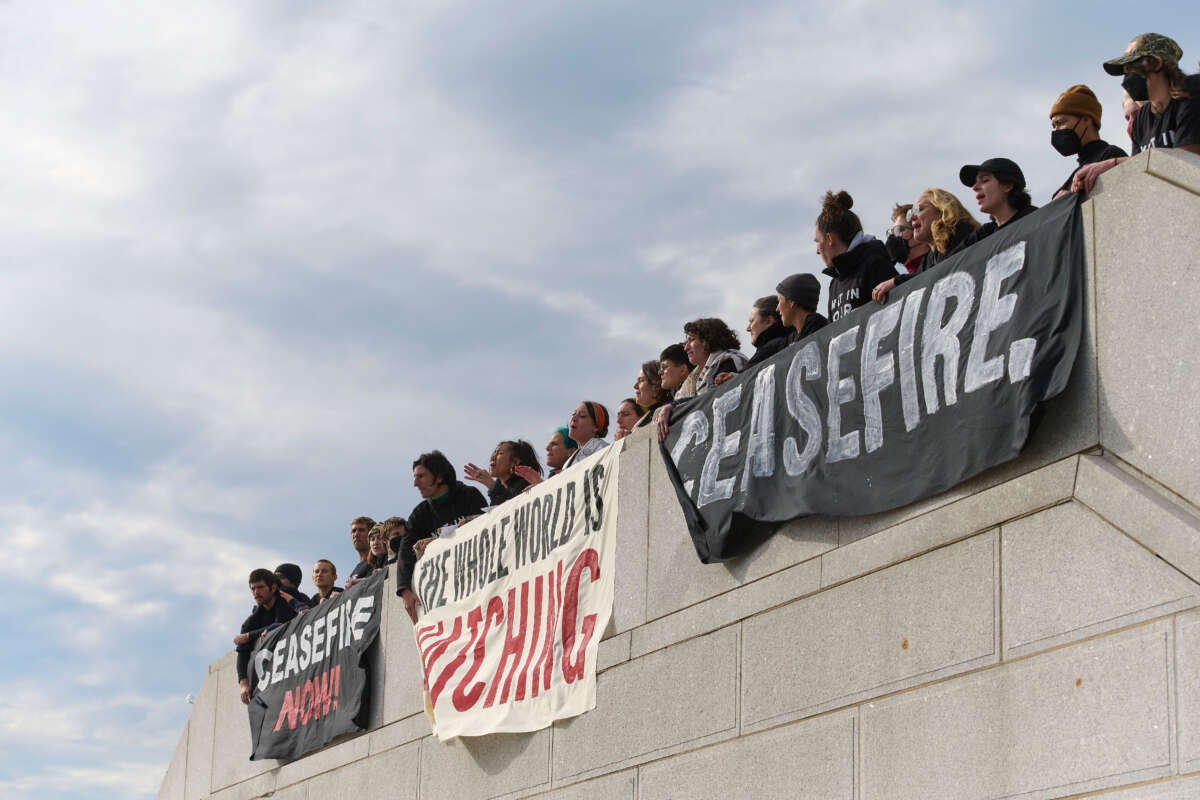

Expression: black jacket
xmin=823 ymin=238 xmax=898 ymax=322
xmin=488 ymin=475 xmax=531 ymax=506
xmin=747 ymin=322 xmax=791 ymax=367
xmin=397 ymin=481 xmax=487 ymax=592
xmin=236 ymin=595 xmax=305 ymax=681
xmin=1057 ymin=139 xmax=1127 ymax=197
xmin=958 ymin=204 xmax=1039 ymax=250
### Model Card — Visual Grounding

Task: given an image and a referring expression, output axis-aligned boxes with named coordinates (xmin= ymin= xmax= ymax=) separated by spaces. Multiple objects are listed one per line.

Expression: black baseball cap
xmin=960 ymin=158 xmax=1026 ymax=190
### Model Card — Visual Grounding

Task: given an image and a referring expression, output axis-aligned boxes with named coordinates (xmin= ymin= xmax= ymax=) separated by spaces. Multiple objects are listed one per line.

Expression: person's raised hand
xmin=872 ymin=278 xmax=896 ymax=304
xmin=613 ymin=426 xmax=631 ymax=441
xmin=655 ymin=403 xmax=674 ymax=444
xmin=233 ymin=632 xmax=249 ymax=647
xmin=514 ymin=465 xmax=542 ymax=485
xmin=413 ymin=536 xmax=437 ymax=560
xmin=463 ymin=462 xmax=493 ymax=488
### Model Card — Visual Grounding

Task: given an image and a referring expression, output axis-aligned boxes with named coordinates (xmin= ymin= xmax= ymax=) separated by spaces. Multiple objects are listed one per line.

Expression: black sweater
xmin=488 ymin=475 xmax=531 ymax=506
xmin=823 ymin=238 xmax=898 ymax=322
xmin=747 ymin=322 xmax=791 ymax=367
xmin=397 ymin=482 xmax=487 ymax=592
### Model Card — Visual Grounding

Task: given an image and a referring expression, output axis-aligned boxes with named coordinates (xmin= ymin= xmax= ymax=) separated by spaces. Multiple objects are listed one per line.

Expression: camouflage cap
xmin=1103 ymin=33 xmax=1182 ymax=75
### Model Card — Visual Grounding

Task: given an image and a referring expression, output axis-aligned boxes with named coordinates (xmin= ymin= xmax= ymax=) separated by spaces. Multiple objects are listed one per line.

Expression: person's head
xmin=910 ymin=188 xmax=979 ymax=253
xmin=1049 ymin=85 xmax=1103 ymax=157
xmin=493 ymin=440 xmax=542 ymax=480
xmin=814 ymin=190 xmax=863 ymax=267
xmin=367 ymin=523 xmax=388 ymax=559
xmin=382 ymin=516 xmax=407 ymax=555
xmin=569 ymin=401 xmax=609 ymax=444
xmin=634 ymin=360 xmax=669 ymax=408
xmin=248 ymin=568 xmax=278 ymax=607
xmin=683 ymin=318 xmax=740 ymax=367
xmin=775 ymin=273 xmax=821 ymax=329
xmin=274 ymin=563 xmax=302 ymax=591
xmin=960 ymin=158 xmax=1031 ymax=224
xmin=350 ymin=516 xmax=375 ymax=554
xmin=312 ymin=559 xmax=337 ymax=593
xmin=658 ymin=343 xmax=692 ymax=391
xmin=412 ymin=451 xmax=455 ymax=499
xmin=546 ymin=427 xmax=578 ymax=470
xmin=890 ymin=204 xmax=914 ymax=242
xmin=747 ymin=296 xmax=782 ymax=346
xmin=1104 ymin=33 xmax=1190 ymax=106
xmin=616 ymin=398 xmax=644 ymax=432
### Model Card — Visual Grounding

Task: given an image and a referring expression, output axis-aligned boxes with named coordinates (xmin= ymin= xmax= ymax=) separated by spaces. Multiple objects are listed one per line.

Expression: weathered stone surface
xmin=1091 ymin=775 xmax=1200 ymax=799
xmin=157 ymin=724 xmax=187 ymax=800
xmin=419 ymin=729 xmax=550 ymax=800
xmin=861 ymin=620 xmax=1175 ymax=800
xmin=638 ymin=709 xmax=856 ymax=800
xmin=552 ymin=626 xmax=739 ymax=782
xmin=1075 ymin=454 xmax=1200 ymax=584
xmin=1002 ymin=501 xmax=1199 ymax=658
xmin=184 ymin=669 xmax=218 ymax=800
xmin=1177 ymin=609 xmax=1200 ymax=774
xmin=368 ymin=713 xmax=429 ymax=757
xmin=1093 ymin=151 xmax=1200 ymax=510
xmin=209 ymin=665 xmax=277 ymax=792
xmin=630 ymin=556 xmax=819 ymax=659
xmin=272 ymin=732 xmax=369 ymax=789
xmin=822 ymin=458 xmax=1075 ymax=588
xmin=382 ymin=573 xmax=425 ymax=725
xmin=596 ymin=630 xmax=630 ymax=672
xmin=303 ymin=742 xmax=418 ymax=800
xmin=612 ymin=432 xmax=649 ymax=633
xmin=1145 ymin=147 xmax=1200 ymax=196
xmin=742 ymin=532 xmax=998 ymax=732
xmin=206 ymin=773 xmax=274 ymax=800
xmin=526 ymin=771 xmax=636 ymax=800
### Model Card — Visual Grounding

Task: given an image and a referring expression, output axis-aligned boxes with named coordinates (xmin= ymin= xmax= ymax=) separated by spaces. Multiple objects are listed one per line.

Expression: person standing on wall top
xmin=775 ymin=273 xmax=829 ymax=345
xmin=562 ymin=402 xmax=610 ymax=469
xmin=273 ymin=563 xmax=312 ymax=607
xmin=815 ymin=190 xmax=898 ymax=322
xmin=312 ymin=559 xmax=343 ymax=605
xmin=464 ymin=440 xmax=542 ymax=505
xmin=1073 ymin=33 xmax=1200 ymax=193
xmin=1049 ymin=85 xmax=1127 ymax=199
xmin=633 ymin=360 xmax=671 ymax=427
xmin=396 ymin=451 xmax=486 ymax=623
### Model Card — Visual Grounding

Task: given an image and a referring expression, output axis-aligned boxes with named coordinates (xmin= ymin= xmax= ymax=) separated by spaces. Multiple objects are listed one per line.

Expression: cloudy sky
xmin=1 ymin=1 xmax=1196 ymax=797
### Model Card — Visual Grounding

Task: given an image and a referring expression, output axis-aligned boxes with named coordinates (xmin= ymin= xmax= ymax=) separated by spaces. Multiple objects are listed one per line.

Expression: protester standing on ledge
xmin=273 ymin=563 xmax=312 ymax=607
xmin=684 ymin=317 xmax=746 ymax=395
xmin=396 ymin=451 xmax=487 ymax=623
xmin=815 ymin=190 xmax=898 ymax=322
xmin=613 ymin=398 xmax=645 ymax=441
xmin=1073 ymin=33 xmax=1200 ymax=193
xmin=345 ymin=516 xmax=375 ymax=585
xmin=311 ymin=559 xmax=342 ymax=605
xmin=959 ymin=158 xmax=1038 ymax=248
xmin=775 ymin=273 xmax=829 ymax=345
xmin=516 ymin=428 xmax=578 ymax=487
xmin=562 ymin=402 xmax=610 ymax=469
xmin=1049 ymin=85 xmax=1126 ymax=199
xmin=885 ymin=203 xmax=929 ymax=275
xmin=658 ymin=343 xmax=695 ymax=401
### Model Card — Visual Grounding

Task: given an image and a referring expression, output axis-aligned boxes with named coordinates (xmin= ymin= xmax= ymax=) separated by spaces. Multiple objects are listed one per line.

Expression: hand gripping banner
xmin=662 ymin=195 xmax=1085 ymax=563
xmin=412 ymin=443 xmax=622 ymax=740
xmin=247 ymin=571 xmax=384 ymax=760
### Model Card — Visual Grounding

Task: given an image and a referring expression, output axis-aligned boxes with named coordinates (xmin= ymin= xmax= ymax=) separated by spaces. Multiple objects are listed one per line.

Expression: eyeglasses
xmin=889 ymin=223 xmax=913 ymax=236
xmin=906 ymin=205 xmax=924 ymax=222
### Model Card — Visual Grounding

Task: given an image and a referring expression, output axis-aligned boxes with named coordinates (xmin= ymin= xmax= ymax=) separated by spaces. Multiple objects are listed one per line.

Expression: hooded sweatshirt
xmin=822 ymin=233 xmax=899 ymax=322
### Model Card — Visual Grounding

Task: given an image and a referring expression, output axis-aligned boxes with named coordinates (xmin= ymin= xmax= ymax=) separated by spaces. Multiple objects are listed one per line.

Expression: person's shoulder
xmin=1097 ymin=141 xmax=1128 ymax=160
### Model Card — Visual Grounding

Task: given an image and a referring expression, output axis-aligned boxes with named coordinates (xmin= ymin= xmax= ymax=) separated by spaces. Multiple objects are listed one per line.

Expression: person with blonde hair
xmin=871 ymin=188 xmax=979 ymax=303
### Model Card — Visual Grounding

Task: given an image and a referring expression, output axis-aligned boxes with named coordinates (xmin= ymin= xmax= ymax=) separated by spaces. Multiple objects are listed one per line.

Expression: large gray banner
xmin=662 ymin=195 xmax=1084 ymax=562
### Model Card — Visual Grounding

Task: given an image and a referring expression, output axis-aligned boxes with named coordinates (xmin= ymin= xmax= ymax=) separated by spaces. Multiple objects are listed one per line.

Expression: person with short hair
xmin=633 ymin=361 xmax=670 ymax=427
xmin=381 ymin=516 xmax=407 ymax=561
xmin=959 ymin=158 xmax=1039 ymax=248
xmin=613 ymin=398 xmax=646 ymax=441
xmin=396 ymin=451 xmax=487 ymax=623
xmin=775 ymin=274 xmax=829 ymax=345
xmin=658 ymin=343 xmax=696 ymax=401
xmin=815 ymin=190 xmax=899 ymax=322
xmin=684 ymin=317 xmax=747 ymax=395
xmin=273 ymin=563 xmax=313 ymax=607
xmin=871 ymin=188 xmax=980 ymax=304
xmin=885 ymin=203 xmax=930 ymax=275
xmin=1049 ymin=85 xmax=1127 ymax=199
xmin=464 ymin=440 xmax=543 ymax=505
xmin=562 ymin=402 xmax=610 ymax=469
xmin=1074 ymin=33 xmax=1200 ymax=193
xmin=312 ymin=559 xmax=342 ymax=605
xmin=346 ymin=516 xmax=375 ymax=584
xmin=234 ymin=568 xmax=307 ymax=704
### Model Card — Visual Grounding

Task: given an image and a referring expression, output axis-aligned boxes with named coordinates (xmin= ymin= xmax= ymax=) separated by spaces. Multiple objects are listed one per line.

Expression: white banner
xmin=411 ymin=443 xmax=622 ymax=740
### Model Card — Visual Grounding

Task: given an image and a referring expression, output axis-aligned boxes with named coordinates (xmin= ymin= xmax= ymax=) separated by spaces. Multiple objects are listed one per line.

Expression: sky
xmin=0 ymin=2 xmax=1196 ymax=797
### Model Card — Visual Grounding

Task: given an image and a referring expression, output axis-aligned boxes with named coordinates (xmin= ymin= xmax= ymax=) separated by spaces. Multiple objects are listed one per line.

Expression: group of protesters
xmin=233 ymin=33 xmax=1199 ymax=705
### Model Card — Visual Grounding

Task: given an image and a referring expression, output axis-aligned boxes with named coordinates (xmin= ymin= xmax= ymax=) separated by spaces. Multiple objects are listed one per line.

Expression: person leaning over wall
xmin=1049 ymin=84 xmax=1127 ymax=199
xmin=1073 ymin=33 xmax=1200 ymax=193
xmin=872 ymin=188 xmax=979 ymax=304
xmin=234 ymin=567 xmax=308 ymax=704
xmin=684 ymin=317 xmax=747 ymax=395
xmin=562 ymin=401 xmax=610 ymax=469
xmin=775 ymin=273 xmax=829 ymax=345
xmin=613 ymin=398 xmax=645 ymax=441
xmin=885 ymin=203 xmax=930 ymax=275
xmin=633 ymin=360 xmax=670 ymax=427
xmin=814 ymin=190 xmax=898 ymax=323
xmin=958 ymin=157 xmax=1038 ymax=248
xmin=464 ymin=440 xmax=543 ymax=505
xmin=515 ymin=427 xmax=578 ymax=487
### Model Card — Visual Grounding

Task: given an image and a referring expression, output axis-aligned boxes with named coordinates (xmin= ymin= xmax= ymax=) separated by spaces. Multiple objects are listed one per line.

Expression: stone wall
xmin=159 ymin=149 xmax=1200 ymax=800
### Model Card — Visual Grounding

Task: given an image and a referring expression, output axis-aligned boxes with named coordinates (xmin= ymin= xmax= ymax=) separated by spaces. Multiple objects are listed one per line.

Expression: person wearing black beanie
xmin=274 ymin=563 xmax=312 ymax=607
xmin=775 ymin=272 xmax=829 ymax=345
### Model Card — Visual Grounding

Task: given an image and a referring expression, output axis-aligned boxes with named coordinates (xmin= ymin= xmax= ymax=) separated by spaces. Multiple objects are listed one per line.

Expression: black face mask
xmin=389 ymin=535 xmax=403 ymax=555
xmin=1122 ymin=72 xmax=1149 ymax=102
xmin=885 ymin=233 xmax=910 ymax=264
xmin=1051 ymin=128 xmax=1082 ymax=156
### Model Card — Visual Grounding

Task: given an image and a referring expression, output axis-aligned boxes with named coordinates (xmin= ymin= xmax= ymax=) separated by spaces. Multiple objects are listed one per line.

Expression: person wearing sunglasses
xmin=1073 ymin=33 xmax=1200 ymax=193
xmin=871 ymin=189 xmax=979 ymax=304
xmin=884 ymin=203 xmax=929 ymax=274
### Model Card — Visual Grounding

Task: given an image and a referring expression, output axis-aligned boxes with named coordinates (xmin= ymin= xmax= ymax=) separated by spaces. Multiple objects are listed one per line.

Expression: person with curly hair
xmin=683 ymin=317 xmax=747 ymax=395
xmin=871 ymin=188 xmax=979 ymax=304
xmin=815 ymin=190 xmax=899 ymax=322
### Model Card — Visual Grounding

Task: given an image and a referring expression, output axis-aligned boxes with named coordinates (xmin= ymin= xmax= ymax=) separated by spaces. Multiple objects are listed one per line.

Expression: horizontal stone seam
xmin=1091 ymin=450 xmax=1200 ymax=520
xmin=1145 ymin=166 xmax=1200 ymax=198
xmin=550 ymin=723 xmax=739 ymax=784
xmin=1005 ymin=597 xmax=1200 ymax=655
xmin=1059 ymin=773 xmax=1200 ymax=799
xmin=270 ymin=736 xmax=371 ymax=793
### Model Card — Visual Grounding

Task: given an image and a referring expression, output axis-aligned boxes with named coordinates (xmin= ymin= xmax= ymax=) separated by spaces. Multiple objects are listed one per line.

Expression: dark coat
xmin=397 ymin=482 xmax=487 ymax=592
xmin=747 ymin=322 xmax=791 ymax=367
xmin=823 ymin=238 xmax=899 ymax=322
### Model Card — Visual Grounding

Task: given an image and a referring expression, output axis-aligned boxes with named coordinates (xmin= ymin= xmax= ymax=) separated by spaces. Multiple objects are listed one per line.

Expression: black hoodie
xmin=397 ymin=481 xmax=487 ymax=593
xmin=746 ymin=321 xmax=792 ymax=367
xmin=822 ymin=237 xmax=898 ymax=322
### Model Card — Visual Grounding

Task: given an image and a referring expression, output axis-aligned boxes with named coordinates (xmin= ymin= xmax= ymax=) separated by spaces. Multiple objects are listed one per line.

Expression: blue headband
xmin=556 ymin=426 xmax=579 ymax=450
